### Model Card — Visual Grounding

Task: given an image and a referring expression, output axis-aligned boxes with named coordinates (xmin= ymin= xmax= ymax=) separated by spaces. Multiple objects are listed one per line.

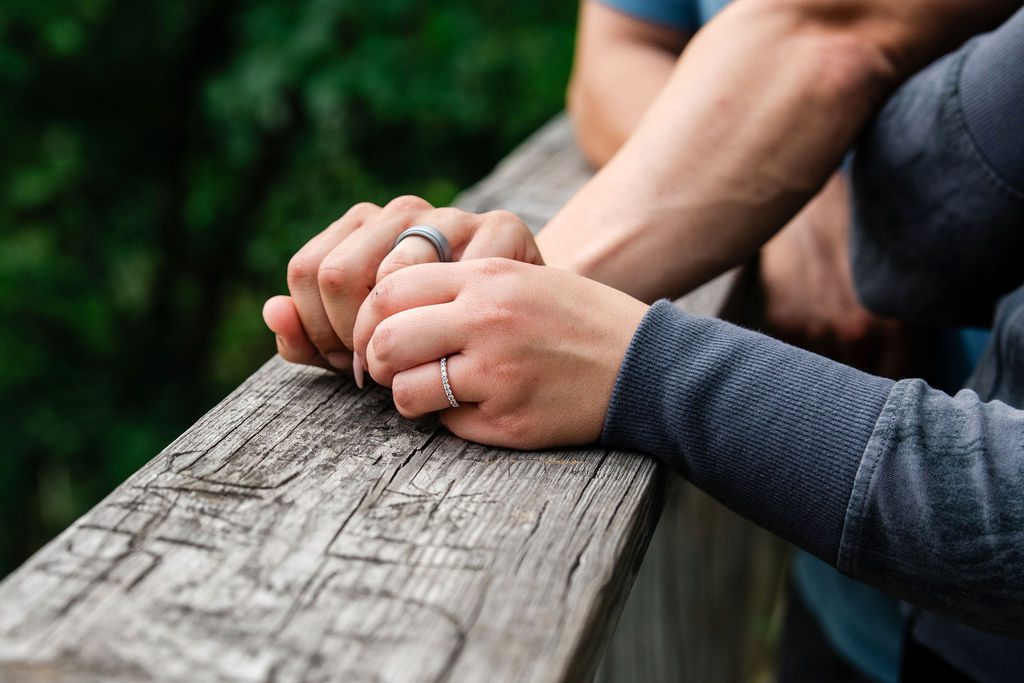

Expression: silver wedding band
xmin=440 ymin=356 xmax=460 ymax=408
xmin=394 ymin=225 xmax=452 ymax=263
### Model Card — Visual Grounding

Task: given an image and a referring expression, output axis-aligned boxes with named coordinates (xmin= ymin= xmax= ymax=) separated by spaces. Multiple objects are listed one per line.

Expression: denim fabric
xmin=960 ymin=11 xmax=1024 ymax=190
xmin=837 ymin=339 xmax=1024 ymax=636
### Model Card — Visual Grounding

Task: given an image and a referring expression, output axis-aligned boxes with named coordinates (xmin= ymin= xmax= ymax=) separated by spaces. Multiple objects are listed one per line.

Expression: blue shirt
xmin=597 ymin=0 xmax=730 ymax=32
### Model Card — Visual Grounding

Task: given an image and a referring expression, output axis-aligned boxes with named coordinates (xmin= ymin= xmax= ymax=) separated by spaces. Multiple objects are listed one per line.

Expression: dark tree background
xmin=0 ymin=0 xmax=576 ymax=575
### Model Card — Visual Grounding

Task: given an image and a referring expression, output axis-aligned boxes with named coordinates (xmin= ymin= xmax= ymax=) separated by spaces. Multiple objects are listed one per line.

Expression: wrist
xmin=537 ymin=199 xmax=662 ymax=297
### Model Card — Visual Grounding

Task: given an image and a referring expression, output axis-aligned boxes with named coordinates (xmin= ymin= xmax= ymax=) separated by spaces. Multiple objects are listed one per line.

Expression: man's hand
xmin=262 ymin=196 xmax=543 ymax=376
xmin=759 ymin=174 xmax=912 ymax=377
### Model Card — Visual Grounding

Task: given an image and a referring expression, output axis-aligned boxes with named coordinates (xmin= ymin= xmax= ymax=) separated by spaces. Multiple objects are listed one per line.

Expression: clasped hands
xmin=262 ymin=195 xmax=649 ymax=449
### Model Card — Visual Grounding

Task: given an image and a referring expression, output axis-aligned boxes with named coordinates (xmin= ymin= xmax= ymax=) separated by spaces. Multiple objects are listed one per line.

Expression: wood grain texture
xmin=0 ymin=114 xmax=786 ymax=683
xmin=0 ymin=115 xmax=663 ymax=683
xmin=460 ymin=114 xmax=790 ymax=682
xmin=0 ymin=356 xmax=662 ymax=683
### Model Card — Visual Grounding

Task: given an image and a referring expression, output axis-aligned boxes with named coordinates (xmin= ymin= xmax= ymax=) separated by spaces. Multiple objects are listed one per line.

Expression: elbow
xmin=804 ymin=31 xmax=899 ymax=113
xmin=566 ymin=76 xmax=617 ymax=168
xmin=740 ymin=0 xmax=903 ymax=106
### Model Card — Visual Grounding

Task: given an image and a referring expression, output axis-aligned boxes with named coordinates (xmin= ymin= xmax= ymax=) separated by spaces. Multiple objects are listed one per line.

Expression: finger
xmin=460 ymin=210 xmax=541 ymax=264
xmin=374 ymin=207 xmax=476 ymax=284
xmin=262 ymin=296 xmax=335 ymax=370
xmin=363 ymin=303 xmax=467 ymax=386
xmin=376 ymin=235 xmax=442 ymax=284
xmin=351 ymin=262 xmax=469 ymax=365
xmin=288 ymin=202 xmax=381 ymax=366
xmin=390 ymin=354 xmax=484 ymax=419
xmin=438 ymin=405 xmax=509 ymax=448
xmin=318 ymin=196 xmax=434 ymax=350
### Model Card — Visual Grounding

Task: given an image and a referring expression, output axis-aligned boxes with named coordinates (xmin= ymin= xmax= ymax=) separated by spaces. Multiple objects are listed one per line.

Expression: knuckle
xmin=474 ymin=257 xmax=513 ymax=281
xmin=495 ymin=412 xmax=530 ymax=444
xmin=369 ymin=276 xmax=395 ymax=311
xmin=431 ymin=206 xmax=464 ymax=222
xmin=344 ymin=201 xmax=379 ymax=223
xmin=489 ymin=358 xmax=519 ymax=386
xmin=384 ymin=194 xmax=431 ymax=214
xmin=478 ymin=298 xmax=518 ymax=331
xmin=365 ymin=347 xmax=395 ymax=386
xmin=317 ymin=258 xmax=357 ymax=295
xmin=429 ymin=207 xmax=469 ymax=232
xmin=367 ymin=363 xmax=393 ymax=388
xmin=371 ymin=322 xmax=397 ymax=361
xmin=287 ymin=251 xmax=320 ymax=287
xmin=390 ymin=377 xmax=418 ymax=416
xmin=484 ymin=209 xmax=523 ymax=229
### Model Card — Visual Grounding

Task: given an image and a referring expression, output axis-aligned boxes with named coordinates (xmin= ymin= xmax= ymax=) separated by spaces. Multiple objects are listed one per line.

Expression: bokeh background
xmin=0 ymin=0 xmax=576 ymax=575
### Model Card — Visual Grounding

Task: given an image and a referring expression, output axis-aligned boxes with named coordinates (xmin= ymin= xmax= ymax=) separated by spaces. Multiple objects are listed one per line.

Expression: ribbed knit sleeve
xmin=601 ymin=300 xmax=894 ymax=564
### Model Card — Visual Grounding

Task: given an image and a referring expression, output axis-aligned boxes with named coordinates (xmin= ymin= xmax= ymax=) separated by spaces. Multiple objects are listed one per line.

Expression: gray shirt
xmin=601 ymin=8 xmax=1024 ymax=681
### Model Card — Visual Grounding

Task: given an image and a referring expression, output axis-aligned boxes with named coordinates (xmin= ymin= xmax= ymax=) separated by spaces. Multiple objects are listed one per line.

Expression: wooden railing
xmin=0 ymin=116 xmax=787 ymax=683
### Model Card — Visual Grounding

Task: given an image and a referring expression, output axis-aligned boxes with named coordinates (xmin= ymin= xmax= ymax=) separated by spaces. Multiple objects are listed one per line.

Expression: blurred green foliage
xmin=0 ymin=0 xmax=575 ymax=574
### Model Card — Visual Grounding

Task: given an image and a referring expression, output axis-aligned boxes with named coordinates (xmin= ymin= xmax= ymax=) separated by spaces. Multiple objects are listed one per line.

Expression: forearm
xmin=603 ymin=301 xmax=1024 ymax=636
xmin=569 ymin=1 xmax=688 ymax=167
xmin=568 ymin=46 xmax=677 ymax=167
xmin=567 ymin=2 xmax=684 ymax=167
xmin=541 ymin=0 xmax=1017 ymax=302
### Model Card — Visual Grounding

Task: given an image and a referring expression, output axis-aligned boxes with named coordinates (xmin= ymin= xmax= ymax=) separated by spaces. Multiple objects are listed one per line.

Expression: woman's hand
xmin=351 ymin=258 xmax=649 ymax=449
xmin=262 ymin=196 xmax=543 ymax=373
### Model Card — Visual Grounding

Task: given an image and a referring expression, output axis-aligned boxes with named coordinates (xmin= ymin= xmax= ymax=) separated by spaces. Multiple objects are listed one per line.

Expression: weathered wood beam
xmin=0 ymin=115 xmax=784 ymax=683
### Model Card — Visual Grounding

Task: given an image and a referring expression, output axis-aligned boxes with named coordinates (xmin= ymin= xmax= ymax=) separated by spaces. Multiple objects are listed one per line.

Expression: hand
xmin=262 ymin=196 xmax=544 ymax=375
xmin=759 ymin=173 xmax=912 ymax=377
xmin=350 ymin=259 xmax=649 ymax=449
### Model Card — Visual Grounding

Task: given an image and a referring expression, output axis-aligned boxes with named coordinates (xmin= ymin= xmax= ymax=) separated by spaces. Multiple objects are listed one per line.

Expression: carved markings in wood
xmin=0 ymin=115 xmax=662 ymax=683
xmin=463 ymin=115 xmax=789 ymax=682
xmin=460 ymin=114 xmax=788 ymax=682
xmin=0 ymin=359 xmax=660 ymax=682
xmin=0 ymin=113 xmax=786 ymax=683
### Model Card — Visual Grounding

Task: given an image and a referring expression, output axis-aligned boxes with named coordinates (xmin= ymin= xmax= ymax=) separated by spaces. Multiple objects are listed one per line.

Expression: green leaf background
xmin=0 ymin=0 xmax=575 ymax=574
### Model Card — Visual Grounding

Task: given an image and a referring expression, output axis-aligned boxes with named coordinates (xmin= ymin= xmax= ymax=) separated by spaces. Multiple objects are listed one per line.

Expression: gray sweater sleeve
xmin=850 ymin=7 xmax=1024 ymax=326
xmin=602 ymin=301 xmax=1024 ymax=637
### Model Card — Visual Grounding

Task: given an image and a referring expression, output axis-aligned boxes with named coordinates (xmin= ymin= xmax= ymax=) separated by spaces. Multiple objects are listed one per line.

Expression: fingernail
xmin=326 ymin=352 xmax=350 ymax=371
xmin=352 ymin=353 xmax=365 ymax=389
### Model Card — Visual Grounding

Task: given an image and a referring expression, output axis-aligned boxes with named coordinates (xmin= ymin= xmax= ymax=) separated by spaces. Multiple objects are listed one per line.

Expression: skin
xmin=568 ymin=1 xmax=910 ymax=375
xmin=538 ymin=0 xmax=1017 ymax=301
xmin=758 ymin=174 xmax=915 ymax=376
xmin=567 ymin=1 xmax=689 ymax=167
xmin=265 ymin=0 xmax=1019 ymax=447
xmin=263 ymin=196 xmax=543 ymax=382
xmin=349 ymin=258 xmax=648 ymax=449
